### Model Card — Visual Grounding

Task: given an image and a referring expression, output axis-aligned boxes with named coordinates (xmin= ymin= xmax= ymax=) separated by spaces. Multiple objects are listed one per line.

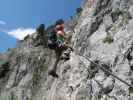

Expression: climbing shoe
xmin=48 ymin=70 xmax=58 ymax=78
xmin=60 ymin=51 xmax=70 ymax=60
xmin=64 ymin=52 xmax=70 ymax=56
xmin=60 ymin=55 xmax=70 ymax=60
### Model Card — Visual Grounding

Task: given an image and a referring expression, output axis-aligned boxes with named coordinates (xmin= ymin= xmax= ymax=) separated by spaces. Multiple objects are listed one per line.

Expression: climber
xmin=48 ymin=19 xmax=73 ymax=78
xmin=55 ymin=19 xmax=74 ymax=60
xmin=47 ymin=24 xmax=64 ymax=78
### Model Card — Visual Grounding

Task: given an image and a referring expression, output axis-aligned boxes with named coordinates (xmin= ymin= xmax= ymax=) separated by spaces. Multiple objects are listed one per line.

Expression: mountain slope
xmin=0 ymin=0 xmax=133 ymax=100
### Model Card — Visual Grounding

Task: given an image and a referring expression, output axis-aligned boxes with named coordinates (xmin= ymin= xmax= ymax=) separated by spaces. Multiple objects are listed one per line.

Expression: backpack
xmin=47 ymin=31 xmax=58 ymax=49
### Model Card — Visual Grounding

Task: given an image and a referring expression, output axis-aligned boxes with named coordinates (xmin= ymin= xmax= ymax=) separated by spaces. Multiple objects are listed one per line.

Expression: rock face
xmin=1 ymin=0 xmax=133 ymax=100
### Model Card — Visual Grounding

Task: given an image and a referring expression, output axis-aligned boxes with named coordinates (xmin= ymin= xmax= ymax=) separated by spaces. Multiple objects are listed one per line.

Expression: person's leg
xmin=53 ymin=51 xmax=62 ymax=70
xmin=48 ymin=50 xmax=62 ymax=77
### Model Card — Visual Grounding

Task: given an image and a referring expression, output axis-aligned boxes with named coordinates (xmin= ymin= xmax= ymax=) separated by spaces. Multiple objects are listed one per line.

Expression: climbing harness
xmin=81 ymin=55 xmax=133 ymax=89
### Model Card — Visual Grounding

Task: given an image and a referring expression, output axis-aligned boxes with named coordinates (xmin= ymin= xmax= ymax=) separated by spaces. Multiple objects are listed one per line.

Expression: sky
xmin=0 ymin=0 xmax=81 ymax=53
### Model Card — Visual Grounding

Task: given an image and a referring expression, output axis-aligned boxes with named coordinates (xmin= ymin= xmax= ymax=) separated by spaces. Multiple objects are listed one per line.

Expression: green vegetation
xmin=32 ymin=61 xmax=48 ymax=88
xmin=36 ymin=24 xmax=45 ymax=33
xmin=103 ymin=36 xmax=114 ymax=44
xmin=111 ymin=9 xmax=131 ymax=24
xmin=28 ymin=97 xmax=32 ymax=100
xmin=31 ymin=60 xmax=48 ymax=98
xmin=76 ymin=7 xmax=83 ymax=16
xmin=0 ymin=60 xmax=6 ymax=65
xmin=32 ymin=70 xmax=41 ymax=87
xmin=121 ymin=11 xmax=131 ymax=24
xmin=111 ymin=9 xmax=123 ymax=22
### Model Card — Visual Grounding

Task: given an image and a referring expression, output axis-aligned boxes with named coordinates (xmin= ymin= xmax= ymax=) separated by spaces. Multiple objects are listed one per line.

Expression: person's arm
xmin=62 ymin=33 xmax=67 ymax=39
